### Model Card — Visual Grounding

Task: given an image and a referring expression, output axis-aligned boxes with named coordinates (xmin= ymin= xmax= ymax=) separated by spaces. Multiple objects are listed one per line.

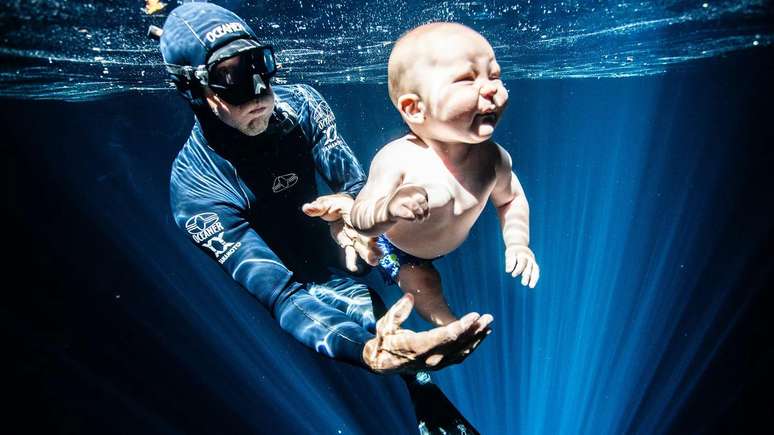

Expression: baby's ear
xmin=397 ymin=94 xmax=425 ymax=125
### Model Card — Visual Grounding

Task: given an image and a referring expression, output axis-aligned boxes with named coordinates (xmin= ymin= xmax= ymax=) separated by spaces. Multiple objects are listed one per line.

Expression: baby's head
xmin=388 ymin=23 xmax=508 ymax=145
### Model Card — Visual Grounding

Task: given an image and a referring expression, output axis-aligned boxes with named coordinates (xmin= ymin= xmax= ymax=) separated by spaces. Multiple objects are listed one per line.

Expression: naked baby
xmin=350 ymin=22 xmax=540 ymax=326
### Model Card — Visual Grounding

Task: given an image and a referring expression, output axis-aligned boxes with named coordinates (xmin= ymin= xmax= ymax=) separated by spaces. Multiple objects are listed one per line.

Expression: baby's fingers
xmin=415 ymin=196 xmax=429 ymax=218
xmin=505 ymin=252 xmax=516 ymax=273
xmin=512 ymin=254 xmax=527 ymax=278
xmin=528 ymin=262 xmax=540 ymax=288
xmin=521 ymin=260 xmax=533 ymax=286
xmin=409 ymin=201 xmax=429 ymax=221
xmin=394 ymin=205 xmax=417 ymax=220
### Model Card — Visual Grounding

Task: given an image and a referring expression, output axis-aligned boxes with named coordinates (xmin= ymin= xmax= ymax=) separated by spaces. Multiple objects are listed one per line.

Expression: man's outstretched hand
xmin=303 ymin=193 xmax=381 ymax=271
xmin=363 ymin=294 xmax=493 ymax=374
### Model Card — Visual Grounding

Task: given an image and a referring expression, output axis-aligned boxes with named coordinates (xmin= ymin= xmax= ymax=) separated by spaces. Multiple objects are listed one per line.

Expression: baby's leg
xmin=397 ymin=262 xmax=458 ymax=327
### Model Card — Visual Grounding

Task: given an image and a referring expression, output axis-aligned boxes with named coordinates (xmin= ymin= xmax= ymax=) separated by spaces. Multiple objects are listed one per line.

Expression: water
xmin=0 ymin=0 xmax=771 ymax=99
xmin=4 ymin=1 xmax=773 ymax=434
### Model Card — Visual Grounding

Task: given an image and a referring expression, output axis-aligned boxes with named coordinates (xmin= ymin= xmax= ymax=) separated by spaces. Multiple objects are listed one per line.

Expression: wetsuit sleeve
xmin=170 ymin=152 xmax=373 ymax=367
xmin=297 ymin=84 xmax=367 ymax=198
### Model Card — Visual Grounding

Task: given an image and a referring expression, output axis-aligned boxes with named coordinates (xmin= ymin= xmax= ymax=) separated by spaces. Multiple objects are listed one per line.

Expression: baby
xmin=350 ymin=22 xmax=540 ymax=326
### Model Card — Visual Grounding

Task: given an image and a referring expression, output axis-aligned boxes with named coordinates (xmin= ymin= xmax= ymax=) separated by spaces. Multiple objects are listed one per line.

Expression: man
xmin=152 ymin=3 xmax=492 ymax=433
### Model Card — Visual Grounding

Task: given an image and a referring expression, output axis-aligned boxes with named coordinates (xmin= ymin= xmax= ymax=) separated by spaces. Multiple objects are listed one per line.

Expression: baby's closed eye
xmin=454 ymin=72 xmax=475 ymax=83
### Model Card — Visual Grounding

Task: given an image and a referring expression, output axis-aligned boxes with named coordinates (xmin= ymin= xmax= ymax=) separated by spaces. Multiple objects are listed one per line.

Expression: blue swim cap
xmin=160 ymin=2 xmax=260 ymax=68
xmin=159 ymin=2 xmax=266 ymax=101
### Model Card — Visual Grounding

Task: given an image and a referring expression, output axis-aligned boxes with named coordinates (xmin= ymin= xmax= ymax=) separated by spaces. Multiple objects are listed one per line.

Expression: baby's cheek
xmin=438 ymin=88 xmax=479 ymax=121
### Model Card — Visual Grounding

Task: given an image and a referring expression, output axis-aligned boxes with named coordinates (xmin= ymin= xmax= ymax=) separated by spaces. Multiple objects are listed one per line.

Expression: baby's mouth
xmin=474 ymin=112 xmax=498 ymax=137
xmin=477 ymin=113 xmax=498 ymax=125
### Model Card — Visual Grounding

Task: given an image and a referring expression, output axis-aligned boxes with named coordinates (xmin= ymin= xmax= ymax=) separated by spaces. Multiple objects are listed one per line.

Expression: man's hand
xmin=363 ymin=294 xmax=494 ymax=374
xmin=505 ymin=245 xmax=539 ymax=288
xmin=303 ymin=194 xmax=381 ymax=271
xmin=386 ymin=184 xmax=430 ymax=222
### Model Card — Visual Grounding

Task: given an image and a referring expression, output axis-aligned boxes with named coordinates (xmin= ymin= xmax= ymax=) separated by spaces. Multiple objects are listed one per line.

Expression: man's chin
xmin=241 ymin=120 xmax=270 ymax=136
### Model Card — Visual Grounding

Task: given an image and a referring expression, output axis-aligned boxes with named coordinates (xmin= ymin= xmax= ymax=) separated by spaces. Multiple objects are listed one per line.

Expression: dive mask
xmin=160 ymin=37 xmax=278 ymax=106
xmin=206 ymin=43 xmax=277 ymax=105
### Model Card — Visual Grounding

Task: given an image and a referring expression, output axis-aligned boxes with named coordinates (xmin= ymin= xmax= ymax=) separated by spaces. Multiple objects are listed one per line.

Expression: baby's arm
xmin=490 ymin=145 xmax=540 ymax=288
xmin=350 ymin=145 xmax=429 ymax=237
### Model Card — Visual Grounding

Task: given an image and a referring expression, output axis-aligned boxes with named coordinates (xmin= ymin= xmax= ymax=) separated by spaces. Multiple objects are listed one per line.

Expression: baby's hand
xmin=386 ymin=184 xmax=430 ymax=222
xmin=505 ymin=245 xmax=540 ymax=288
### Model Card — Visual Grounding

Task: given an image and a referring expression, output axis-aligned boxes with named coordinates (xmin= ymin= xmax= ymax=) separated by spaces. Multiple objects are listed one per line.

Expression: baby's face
xmin=415 ymin=30 xmax=508 ymax=144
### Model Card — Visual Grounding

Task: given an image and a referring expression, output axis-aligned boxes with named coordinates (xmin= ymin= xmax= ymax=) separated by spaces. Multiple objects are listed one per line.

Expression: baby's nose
xmin=480 ymin=81 xmax=498 ymax=98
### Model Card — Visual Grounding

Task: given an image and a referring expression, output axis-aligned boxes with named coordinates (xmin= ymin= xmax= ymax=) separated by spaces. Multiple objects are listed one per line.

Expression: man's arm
xmin=293 ymin=84 xmax=381 ymax=268
xmin=490 ymin=144 xmax=540 ymax=288
xmin=297 ymin=84 xmax=366 ymax=198
xmin=171 ymin=154 xmax=374 ymax=366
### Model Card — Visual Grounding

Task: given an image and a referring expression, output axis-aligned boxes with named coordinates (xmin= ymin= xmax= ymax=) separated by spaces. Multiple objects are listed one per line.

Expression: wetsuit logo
xmin=186 ymin=212 xmax=224 ymax=243
xmin=272 ymin=173 xmax=298 ymax=193
xmin=202 ymin=232 xmax=241 ymax=264
xmin=205 ymin=22 xmax=246 ymax=43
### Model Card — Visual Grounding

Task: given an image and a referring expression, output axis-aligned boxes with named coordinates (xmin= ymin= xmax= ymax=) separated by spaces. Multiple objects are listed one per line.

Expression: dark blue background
xmin=4 ymin=49 xmax=772 ymax=434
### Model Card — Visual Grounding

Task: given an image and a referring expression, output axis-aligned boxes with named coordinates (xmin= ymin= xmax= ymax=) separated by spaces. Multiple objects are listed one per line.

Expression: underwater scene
xmin=3 ymin=1 xmax=773 ymax=434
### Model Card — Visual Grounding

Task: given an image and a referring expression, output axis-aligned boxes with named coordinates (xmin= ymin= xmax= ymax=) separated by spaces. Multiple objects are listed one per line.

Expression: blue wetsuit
xmin=170 ymin=84 xmax=377 ymax=367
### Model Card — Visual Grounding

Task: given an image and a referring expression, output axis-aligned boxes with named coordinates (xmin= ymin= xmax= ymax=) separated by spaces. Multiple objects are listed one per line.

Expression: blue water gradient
xmin=3 ymin=48 xmax=772 ymax=435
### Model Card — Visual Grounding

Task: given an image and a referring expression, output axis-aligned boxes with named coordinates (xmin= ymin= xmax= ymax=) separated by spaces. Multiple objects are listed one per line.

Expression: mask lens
xmin=209 ymin=54 xmax=251 ymax=88
xmin=259 ymin=47 xmax=276 ymax=76
xmin=208 ymin=47 xmax=276 ymax=105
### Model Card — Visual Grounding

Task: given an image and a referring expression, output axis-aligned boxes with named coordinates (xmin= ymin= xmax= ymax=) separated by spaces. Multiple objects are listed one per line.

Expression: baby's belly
xmin=385 ymin=203 xmax=478 ymax=259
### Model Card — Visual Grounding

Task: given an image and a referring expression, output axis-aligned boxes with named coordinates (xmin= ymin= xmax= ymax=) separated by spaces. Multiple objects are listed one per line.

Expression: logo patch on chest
xmin=272 ymin=173 xmax=299 ymax=193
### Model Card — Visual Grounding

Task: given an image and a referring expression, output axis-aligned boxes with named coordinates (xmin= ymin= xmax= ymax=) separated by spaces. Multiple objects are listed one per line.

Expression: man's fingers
xmin=301 ymin=200 xmax=324 ymax=216
xmin=472 ymin=313 xmax=494 ymax=335
xmin=335 ymin=226 xmax=353 ymax=248
xmin=521 ymin=260 xmax=533 ymax=286
xmin=345 ymin=245 xmax=357 ymax=272
xmin=458 ymin=328 xmax=491 ymax=359
xmin=387 ymin=321 xmax=470 ymax=356
xmin=455 ymin=312 xmax=481 ymax=333
xmin=379 ymin=294 xmax=415 ymax=335
xmin=441 ymin=314 xmax=493 ymax=355
xmin=353 ymin=237 xmax=380 ymax=266
xmin=512 ymin=254 xmax=527 ymax=277
xmin=342 ymin=224 xmax=360 ymax=240
xmin=416 ymin=312 xmax=480 ymax=350
xmin=375 ymin=312 xmax=493 ymax=372
xmin=430 ymin=326 xmax=492 ymax=369
xmin=467 ymin=331 xmax=488 ymax=353
xmin=425 ymin=353 xmax=444 ymax=367
xmin=344 ymin=225 xmax=382 ymax=260
xmin=303 ymin=195 xmax=350 ymax=221
xmin=529 ymin=263 xmax=540 ymax=288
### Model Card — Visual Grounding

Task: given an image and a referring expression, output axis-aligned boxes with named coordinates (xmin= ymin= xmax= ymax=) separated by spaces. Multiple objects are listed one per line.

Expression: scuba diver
xmin=151 ymin=2 xmax=493 ymax=433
